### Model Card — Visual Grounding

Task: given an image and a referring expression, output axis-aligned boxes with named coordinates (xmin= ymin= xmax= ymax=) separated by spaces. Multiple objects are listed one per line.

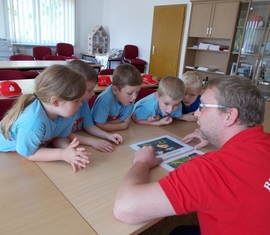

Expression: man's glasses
xmin=198 ymin=103 xmax=230 ymax=111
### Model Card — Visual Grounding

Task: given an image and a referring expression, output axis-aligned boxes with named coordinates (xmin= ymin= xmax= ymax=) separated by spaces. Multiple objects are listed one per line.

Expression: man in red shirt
xmin=114 ymin=76 xmax=270 ymax=235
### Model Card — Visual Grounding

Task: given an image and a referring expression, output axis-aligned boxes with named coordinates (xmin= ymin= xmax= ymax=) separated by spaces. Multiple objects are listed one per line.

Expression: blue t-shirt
xmin=133 ymin=93 xmax=183 ymax=120
xmin=92 ymin=85 xmax=134 ymax=124
xmin=71 ymin=102 xmax=94 ymax=132
xmin=0 ymin=99 xmax=74 ymax=156
xmin=182 ymin=95 xmax=201 ymax=114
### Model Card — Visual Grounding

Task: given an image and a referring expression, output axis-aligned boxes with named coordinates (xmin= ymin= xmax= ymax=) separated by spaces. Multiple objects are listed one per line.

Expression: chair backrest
xmin=43 ymin=55 xmax=65 ymax=60
xmin=99 ymin=69 xmax=114 ymax=75
xmin=135 ymin=88 xmax=156 ymax=102
xmin=33 ymin=46 xmax=52 ymax=60
xmin=88 ymin=94 xmax=98 ymax=109
xmin=56 ymin=43 xmax=74 ymax=56
xmin=9 ymin=54 xmax=35 ymax=61
xmin=0 ymin=70 xmax=39 ymax=80
xmin=0 ymin=99 xmax=17 ymax=120
xmin=123 ymin=45 xmax=139 ymax=59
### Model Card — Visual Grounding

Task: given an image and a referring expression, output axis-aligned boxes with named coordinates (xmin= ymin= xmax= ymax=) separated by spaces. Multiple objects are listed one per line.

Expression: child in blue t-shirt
xmin=132 ymin=76 xmax=185 ymax=126
xmin=0 ymin=64 xmax=90 ymax=172
xmin=67 ymin=60 xmax=123 ymax=152
xmin=179 ymin=71 xmax=202 ymax=122
xmin=92 ymin=64 xmax=143 ymax=132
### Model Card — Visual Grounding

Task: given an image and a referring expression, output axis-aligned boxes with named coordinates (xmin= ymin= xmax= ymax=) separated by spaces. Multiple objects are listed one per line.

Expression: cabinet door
xmin=189 ymin=3 xmax=213 ymax=37
xmin=210 ymin=2 xmax=240 ymax=39
xmin=234 ymin=1 xmax=270 ymax=82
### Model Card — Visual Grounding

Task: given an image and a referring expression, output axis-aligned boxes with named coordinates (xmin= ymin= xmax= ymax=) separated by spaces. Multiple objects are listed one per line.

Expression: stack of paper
xmin=197 ymin=66 xmax=208 ymax=71
xmin=208 ymin=44 xmax=220 ymax=51
xmin=198 ymin=42 xmax=210 ymax=50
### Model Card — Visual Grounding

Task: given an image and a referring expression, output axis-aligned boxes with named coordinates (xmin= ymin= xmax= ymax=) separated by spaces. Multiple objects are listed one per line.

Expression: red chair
xmin=122 ymin=45 xmax=147 ymax=73
xmin=88 ymin=94 xmax=98 ymax=109
xmin=99 ymin=69 xmax=114 ymax=75
xmin=9 ymin=54 xmax=35 ymax=61
xmin=0 ymin=99 xmax=17 ymax=120
xmin=135 ymin=88 xmax=156 ymax=102
xmin=43 ymin=55 xmax=65 ymax=60
xmin=0 ymin=70 xmax=39 ymax=80
xmin=56 ymin=43 xmax=78 ymax=60
xmin=33 ymin=46 xmax=52 ymax=60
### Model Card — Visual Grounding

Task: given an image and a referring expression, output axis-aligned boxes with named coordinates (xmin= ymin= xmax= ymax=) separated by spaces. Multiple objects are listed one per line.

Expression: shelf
xmin=185 ymin=66 xmax=225 ymax=75
xmin=187 ymin=47 xmax=228 ymax=53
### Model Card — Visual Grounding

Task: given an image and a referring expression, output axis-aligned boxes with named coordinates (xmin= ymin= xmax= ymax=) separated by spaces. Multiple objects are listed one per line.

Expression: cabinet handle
xmin=206 ymin=27 xmax=209 ymax=35
xmin=209 ymin=28 xmax=212 ymax=35
xmin=152 ymin=46 xmax=155 ymax=55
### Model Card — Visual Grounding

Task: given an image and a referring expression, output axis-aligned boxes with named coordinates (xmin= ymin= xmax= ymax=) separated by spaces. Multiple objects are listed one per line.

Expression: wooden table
xmin=0 ymin=152 xmax=96 ymax=234
xmin=0 ymin=60 xmax=103 ymax=72
xmin=0 ymin=120 xmax=200 ymax=234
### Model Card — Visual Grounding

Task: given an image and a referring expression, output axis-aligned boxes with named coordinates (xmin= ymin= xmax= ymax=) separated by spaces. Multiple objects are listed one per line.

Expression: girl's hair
xmin=157 ymin=76 xmax=185 ymax=100
xmin=67 ymin=59 xmax=98 ymax=83
xmin=181 ymin=71 xmax=202 ymax=89
xmin=112 ymin=64 xmax=142 ymax=89
xmin=1 ymin=64 xmax=86 ymax=140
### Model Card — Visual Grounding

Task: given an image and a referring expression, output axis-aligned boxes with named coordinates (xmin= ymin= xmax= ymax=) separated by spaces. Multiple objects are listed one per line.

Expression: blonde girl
xmin=0 ymin=64 xmax=90 ymax=172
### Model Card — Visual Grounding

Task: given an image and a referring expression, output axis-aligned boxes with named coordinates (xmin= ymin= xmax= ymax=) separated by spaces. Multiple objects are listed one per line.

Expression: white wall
xmin=0 ymin=0 xmax=191 ymax=75
xmin=75 ymin=0 xmax=191 ymax=75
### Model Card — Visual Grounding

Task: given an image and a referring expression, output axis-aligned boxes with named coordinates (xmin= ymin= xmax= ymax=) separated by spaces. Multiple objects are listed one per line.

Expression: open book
xmin=129 ymin=135 xmax=204 ymax=171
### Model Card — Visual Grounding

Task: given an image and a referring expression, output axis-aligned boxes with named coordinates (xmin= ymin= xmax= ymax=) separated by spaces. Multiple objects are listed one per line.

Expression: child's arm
xmin=132 ymin=114 xmax=173 ymax=126
xmin=176 ymin=113 xmax=197 ymax=122
xmin=69 ymin=126 xmax=123 ymax=152
xmin=27 ymin=137 xmax=90 ymax=173
xmin=85 ymin=125 xmax=123 ymax=145
xmin=96 ymin=114 xmax=132 ymax=132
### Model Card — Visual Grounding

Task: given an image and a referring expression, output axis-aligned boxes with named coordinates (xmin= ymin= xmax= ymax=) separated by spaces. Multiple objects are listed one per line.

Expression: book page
xmin=129 ymin=135 xmax=193 ymax=160
xmin=160 ymin=150 xmax=204 ymax=171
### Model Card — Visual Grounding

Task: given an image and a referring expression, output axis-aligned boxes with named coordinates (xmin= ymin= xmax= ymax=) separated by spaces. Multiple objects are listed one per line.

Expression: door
xmin=149 ymin=5 xmax=186 ymax=78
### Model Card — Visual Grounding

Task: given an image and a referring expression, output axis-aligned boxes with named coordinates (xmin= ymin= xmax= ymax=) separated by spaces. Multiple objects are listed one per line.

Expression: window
xmin=5 ymin=0 xmax=75 ymax=45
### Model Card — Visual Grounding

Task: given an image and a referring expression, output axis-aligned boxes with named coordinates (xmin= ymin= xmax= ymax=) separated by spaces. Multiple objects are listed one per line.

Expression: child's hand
xmin=181 ymin=128 xmax=209 ymax=149
xmin=158 ymin=116 xmax=173 ymax=125
xmin=123 ymin=113 xmax=132 ymax=129
xmin=91 ymin=138 xmax=117 ymax=152
xmin=147 ymin=114 xmax=161 ymax=122
xmin=183 ymin=112 xmax=198 ymax=122
xmin=109 ymin=134 xmax=123 ymax=145
xmin=62 ymin=137 xmax=90 ymax=172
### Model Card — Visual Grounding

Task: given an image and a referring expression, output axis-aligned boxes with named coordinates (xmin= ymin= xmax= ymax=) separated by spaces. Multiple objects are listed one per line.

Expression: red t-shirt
xmin=159 ymin=126 xmax=270 ymax=235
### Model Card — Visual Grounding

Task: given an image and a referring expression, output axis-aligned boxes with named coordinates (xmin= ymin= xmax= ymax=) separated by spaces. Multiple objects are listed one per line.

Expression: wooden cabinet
xmin=189 ymin=1 xmax=239 ymax=39
xmin=183 ymin=0 xmax=240 ymax=80
xmin=232 ymin=0 xmax=270 ymax=83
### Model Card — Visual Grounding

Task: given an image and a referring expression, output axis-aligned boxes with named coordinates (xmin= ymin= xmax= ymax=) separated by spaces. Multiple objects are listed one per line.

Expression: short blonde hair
xmin=181 ymin=71 xmax=202 ymax=89
xmin=157 ymin=76 xmax=185 ymax=100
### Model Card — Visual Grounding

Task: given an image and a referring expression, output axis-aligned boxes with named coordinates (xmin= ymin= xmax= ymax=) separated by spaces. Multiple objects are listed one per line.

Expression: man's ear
xmin=225 ymin=107 xmax=239 ymax=126
xmin=49 ymin=96 xmax=59 ymax=107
